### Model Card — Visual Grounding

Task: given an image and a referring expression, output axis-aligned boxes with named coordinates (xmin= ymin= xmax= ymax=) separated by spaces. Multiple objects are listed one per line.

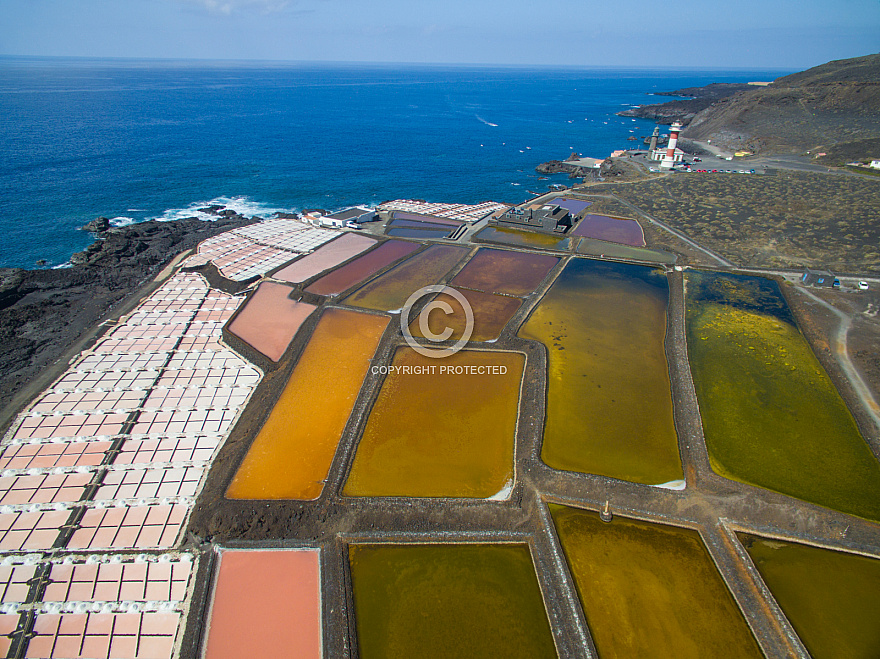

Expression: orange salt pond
xmin=342 ymin=244 xmax=467 ymax=312
xmin=408 ymin=286 xmax=521 ymax=342
xmin=203 ymin=549 xmax=321 ymax=659
xmin=451 ymin=248 xmax=558 ymax=296
xmin=227 ymin=282 xmax=316 ymax=361
xmin=343 ymin=348 xmax=524 ymax=498
xmin=227 ymin=308 xmax=388 ymax=499
xmin=273 ymin=232 xmax=376 ymax=283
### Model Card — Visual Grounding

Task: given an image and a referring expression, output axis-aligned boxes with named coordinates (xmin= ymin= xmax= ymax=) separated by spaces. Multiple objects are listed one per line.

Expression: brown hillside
xmin=682 ymin=53 xmax=880 ymax=157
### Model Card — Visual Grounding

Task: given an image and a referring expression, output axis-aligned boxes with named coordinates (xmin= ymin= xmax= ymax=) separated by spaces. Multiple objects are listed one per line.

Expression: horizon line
xmin=0 ymin=53 xmax=798 ymax=73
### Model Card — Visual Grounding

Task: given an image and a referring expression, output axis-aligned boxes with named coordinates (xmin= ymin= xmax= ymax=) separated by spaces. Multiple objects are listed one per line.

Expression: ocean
xmin=0 ymin=58 xmax=790 ymax=269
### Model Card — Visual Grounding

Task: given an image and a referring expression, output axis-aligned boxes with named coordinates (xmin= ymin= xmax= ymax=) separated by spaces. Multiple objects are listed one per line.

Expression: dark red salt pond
xmin=305 ymin=240 xmax=420 ymax=296
xmin=571 ymin=214 xmax=646 ymax=247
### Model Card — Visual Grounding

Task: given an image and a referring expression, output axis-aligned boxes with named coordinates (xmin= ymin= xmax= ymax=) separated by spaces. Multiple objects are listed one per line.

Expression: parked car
xmin=346 ymin=221 xmax=361 ymax=229
xmin=858 ymin=281 xmax=870 ymax=290
xmin=693 ymin=158 xmax=702 ymax=162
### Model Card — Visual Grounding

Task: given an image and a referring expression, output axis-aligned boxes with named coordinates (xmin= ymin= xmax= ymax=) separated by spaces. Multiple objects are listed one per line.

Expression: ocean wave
xmin=109 ymin=216 xmax=136 ymax=227
xmin=152 ymin=196 xmax=299 ymax=223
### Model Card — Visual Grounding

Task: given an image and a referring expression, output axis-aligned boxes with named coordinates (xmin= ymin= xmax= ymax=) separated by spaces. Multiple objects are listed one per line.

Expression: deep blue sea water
xmin=0 ymin=58 xmax=790 ymax=269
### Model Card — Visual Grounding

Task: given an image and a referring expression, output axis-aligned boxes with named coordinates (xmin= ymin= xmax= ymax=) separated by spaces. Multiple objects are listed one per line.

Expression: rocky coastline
xmin=617 ymin=82 xmax=755 ymax=124
xmin=0 ymin=210 xmax=258 ymax=429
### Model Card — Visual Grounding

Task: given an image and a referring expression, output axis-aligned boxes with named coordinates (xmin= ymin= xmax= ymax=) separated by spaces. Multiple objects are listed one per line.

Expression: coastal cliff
xmin=0 ymin=212 xmax=257 ymax=426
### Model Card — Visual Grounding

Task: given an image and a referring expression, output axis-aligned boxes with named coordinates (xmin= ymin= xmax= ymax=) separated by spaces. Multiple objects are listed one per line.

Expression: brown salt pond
xmin=227 ymin=308 xmax=388 ymax=500
xmin=519 ymin=258 xmax=681 ymax=486
xmin=273 ymin=232 xmax=376 ymax=283
xmin=451 ymin=248 xmax=558 ymax=296
xmin=349 ymin=543 xmax=557 ymax=658
xmin=343 ymin=348 xmax=524 ymax=498
xmin=409 ymin=287 xmax=522 ymax=342
xmin=203 ymin=548 xmax=321 ymax=659
xmin=550 ymin=505 xmax=763 ymax=659
xmin=571 ymin=214 xmax=646 ymax=247
xmin=342 ymin=244 xmax=468 ymax=312
xmin=304 ymin=240 xmax=419 ymax=297
xmin=227 ymin=282 xmax=316 ymax=362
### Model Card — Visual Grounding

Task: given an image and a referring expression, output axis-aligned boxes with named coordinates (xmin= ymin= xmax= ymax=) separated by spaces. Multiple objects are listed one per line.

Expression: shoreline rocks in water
xmin=617 ymin=82 xmax=756 ymax=125
xmin=0 ymin=212 xmax=259 ymax=427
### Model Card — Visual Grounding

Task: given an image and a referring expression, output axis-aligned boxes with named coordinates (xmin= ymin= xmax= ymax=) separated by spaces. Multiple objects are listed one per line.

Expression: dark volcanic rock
xmin=618 ymin=83 xmax=755 ymax=124
xmin=0 ymin=215 xmax=257 ymax=426
xmin=81 ymin=217 xmax=110 ymax=233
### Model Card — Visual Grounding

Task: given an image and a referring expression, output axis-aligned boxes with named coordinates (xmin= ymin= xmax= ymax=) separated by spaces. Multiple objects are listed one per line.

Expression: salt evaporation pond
xmin=475 ymin=226 xmax=572 ymax=251
xmin=519 ymin=258 xmax=682 ymax=485
xmin=450 ymin=248 xmax=558 ymax=296
xmin=740 ymin=533 xmax=880 ymax=659
xmin=550 ymin=505 xmax=763 ymax=659
xmin=342 ymin=244 xmax=467 ymax=311
xmin=203 ymin=549 xmax=321 ymax=659
xmin=226 ymin=308 xmax=388 ymax=500
xmin=385 ymin=227 xmax=452 ymax=240
xmin=408 ymin=286 xmax=521 ymax=342
xmin=273 ymin=232 xmax=377 ymax=284
xmin=571 ymin=214 xmax=645 ymax=246
xmin=577 ymin=237 xmax=675 ymax=264
xmin=349 ymin=543 xmax=557 ymax=658
xmin=685 ymin=271 xmax=880 ymax=521
xmin=227 ymin=282 xmax=316 ymax=361
xmin=304 ymin=240 xmax=419 ymax=297
xmin=344 ymin=348 xmax=523 ymax=498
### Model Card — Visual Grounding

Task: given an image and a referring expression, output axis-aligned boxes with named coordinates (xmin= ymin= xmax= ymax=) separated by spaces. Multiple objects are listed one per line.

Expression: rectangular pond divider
xmin=227 ymin=308 xmax=389 ymax=500
xmin=519 ymin=258 xmax=682 ymax=485
xmin=740 ymin=533 xmax=880 ymax=659
xmin=343 ymin=348 xmax=524 ymax=498
xmin=685 ymin=270 xmax=880 ymax=521
xmin=203 ymin=548 xmax=321 ymax=659
xmin=349 ymin=543 xmax=557 ymax=658
xmin=550 ymin=505 xmax=763 ymax=658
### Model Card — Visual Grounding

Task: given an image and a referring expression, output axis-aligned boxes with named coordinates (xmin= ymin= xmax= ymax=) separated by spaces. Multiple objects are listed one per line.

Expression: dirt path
xmin=798 ymin=286 xmax=880 ymax=431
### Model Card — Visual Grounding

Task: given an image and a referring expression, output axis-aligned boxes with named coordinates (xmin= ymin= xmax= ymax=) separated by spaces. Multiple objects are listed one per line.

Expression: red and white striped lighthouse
xmin=660 ymin=121 xmax=682 ymax=169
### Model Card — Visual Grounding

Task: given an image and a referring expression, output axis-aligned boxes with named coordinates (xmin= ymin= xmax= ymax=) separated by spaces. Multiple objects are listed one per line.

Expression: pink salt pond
xmin=571 ymin=214 xmax=646 ymax=247
xmin=273 ymin=232 xmax=377 ymax=283
xmin=203 ymin=549 xmax=321 ymax=659
xmin=227 ymin=282 xmax=316 ymax=361
xmin=305 ymin=240 xmax=420 ymax=296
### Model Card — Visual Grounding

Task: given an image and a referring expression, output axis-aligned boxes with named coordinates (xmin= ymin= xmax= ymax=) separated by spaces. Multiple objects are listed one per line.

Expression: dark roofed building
xmin=801 ymin=269 xmax=836 ymax=288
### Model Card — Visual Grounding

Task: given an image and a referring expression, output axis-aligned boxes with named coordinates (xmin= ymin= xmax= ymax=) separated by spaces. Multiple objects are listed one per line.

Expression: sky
xmin=0 ymin=0 xmax=878 ymax=69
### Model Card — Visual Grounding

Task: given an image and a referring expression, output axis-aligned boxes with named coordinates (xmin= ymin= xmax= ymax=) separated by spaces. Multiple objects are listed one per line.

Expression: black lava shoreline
xmin=0 ymin=212 xmax=258 ymax=433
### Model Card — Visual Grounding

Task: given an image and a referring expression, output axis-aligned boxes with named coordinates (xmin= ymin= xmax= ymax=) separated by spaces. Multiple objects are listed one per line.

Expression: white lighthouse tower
xmin=660 ymin=121 xmax=683 ymax=169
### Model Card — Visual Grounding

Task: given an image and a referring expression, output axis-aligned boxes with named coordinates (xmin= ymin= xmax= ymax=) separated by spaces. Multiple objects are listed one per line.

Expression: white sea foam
xmin=152 ymin=195 xmax=298 ymax=223
xmin=109 ymin=216 xmax=136 ymax=227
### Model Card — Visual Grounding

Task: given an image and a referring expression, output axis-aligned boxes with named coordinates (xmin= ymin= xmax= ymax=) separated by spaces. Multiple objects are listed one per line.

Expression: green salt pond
xmin=519 ymin=258 xmax=682 ymax=485
xmin=349 ymin=543 xmax=557 ymax=658
xmin=686 ymin=271 xmax=880 ymax=521
xmin=550 ymin=505 xmax=763 ymax=659
xmin=740 ymin=534 xmax=880 ymax=659
xmin=577 ymin=237 xmax=676 ymax=264
xmin=476 ymin=226 xmax=571 ymax=251
xmin=342 ymin=244 xmax=467 ymax=312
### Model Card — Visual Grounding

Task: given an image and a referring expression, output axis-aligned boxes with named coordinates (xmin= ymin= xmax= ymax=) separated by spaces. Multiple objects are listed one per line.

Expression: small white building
xmin=871 ymin=160 xmax=880 ymax=169
xmin=650 ymin=147 xmax=685 ymax=163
